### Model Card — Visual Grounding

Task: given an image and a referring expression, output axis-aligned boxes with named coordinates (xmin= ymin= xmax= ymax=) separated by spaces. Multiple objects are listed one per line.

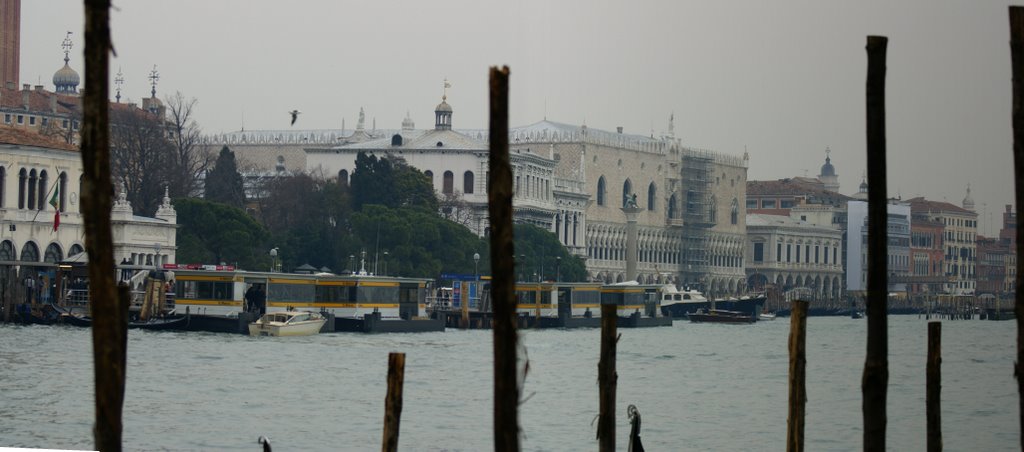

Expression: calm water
xmin=0 ymin=316 xmax=1018 ymax=451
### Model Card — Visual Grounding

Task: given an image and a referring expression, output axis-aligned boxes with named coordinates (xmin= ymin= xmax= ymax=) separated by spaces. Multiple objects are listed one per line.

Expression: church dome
xmin=53 ymin=63 xmax=80 ymax=93
xmin=820 ymin=156 xmax=835 ymax=177
xmin=962 ymin=184 xmax=975 ymax=211
xmin=435 ymin=98 xmax=453 ymax=113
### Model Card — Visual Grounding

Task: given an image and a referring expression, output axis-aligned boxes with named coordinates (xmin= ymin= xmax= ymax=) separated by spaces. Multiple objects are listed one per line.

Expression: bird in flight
xmin=288 ymin=110 xmax=302 ymax=126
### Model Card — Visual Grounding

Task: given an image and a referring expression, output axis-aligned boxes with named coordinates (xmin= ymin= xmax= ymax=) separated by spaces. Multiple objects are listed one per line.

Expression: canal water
xmin=0 ymin=316 xmax=1017 ymax=451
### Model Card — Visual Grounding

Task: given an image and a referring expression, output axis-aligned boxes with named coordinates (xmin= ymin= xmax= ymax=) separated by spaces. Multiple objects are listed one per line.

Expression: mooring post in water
xmin=787 ymin=299 xmax=808 ymax=452
xmin=863 ymin=35 xmax=890 ymax=452
xmin=381 ymin=352 xmax=405 ymax=452
xmin=487 ymin=66 xmax=520 ymax=452
xmin=927 ymin=322 xmax=942 ymax=452
xmin=598 ymin=302 xmax=618 ymax=451
xmin=83 ymin=1 xmax=130 ymax=451
xmin=1009 ymin=8 xmax=1024 ymax=449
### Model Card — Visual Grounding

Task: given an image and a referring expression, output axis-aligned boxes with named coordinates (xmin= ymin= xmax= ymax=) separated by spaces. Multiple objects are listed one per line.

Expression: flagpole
xmin=29 ymin=177 xmax=60 ymax=225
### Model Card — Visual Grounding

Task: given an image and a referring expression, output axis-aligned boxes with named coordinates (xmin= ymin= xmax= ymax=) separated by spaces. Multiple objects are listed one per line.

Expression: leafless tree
xmin=439 ymin=191 xmax=475 ymax=229
xmin=164 ymin=92 xmax=210 ymax=199
xmin=109 ymin=106 xmax=172 ymax=216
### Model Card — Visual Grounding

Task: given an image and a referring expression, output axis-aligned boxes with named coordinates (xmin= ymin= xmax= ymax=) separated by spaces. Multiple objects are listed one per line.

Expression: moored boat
xmin=249 ymin=310 xmax=327 ymax=337
xmin=687 ymin=308 xmax=756 ymax=324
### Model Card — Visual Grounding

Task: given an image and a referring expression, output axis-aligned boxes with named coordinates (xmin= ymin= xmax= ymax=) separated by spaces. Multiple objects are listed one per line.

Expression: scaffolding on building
xmin=678 ymin=150 xmax=714 ymax=290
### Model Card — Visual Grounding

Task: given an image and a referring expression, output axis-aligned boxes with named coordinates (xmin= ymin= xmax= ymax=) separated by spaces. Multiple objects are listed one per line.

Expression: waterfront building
xmin=745 ymin=213 xmax=843 ymax=301
xmin=906 ymin=196 xmax=978 ymax=295
xmin=0 ymin=126 xmax=177 ymax=282
xmin=1000 ymin=204 xmax=1017 ymax=295
xmin=907 ymin=215 xmax=945 ymax=295
xmin=976 ymin=236 xmax=1010 ymax=297
xmin=845 ymin=200 xmax=912 ymax=294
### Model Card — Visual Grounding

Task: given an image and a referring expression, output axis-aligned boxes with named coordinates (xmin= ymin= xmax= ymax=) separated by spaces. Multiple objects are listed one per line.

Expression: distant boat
xmin=758 ymin=312 xmax=776 ymax=321
xmin=687 ymin=308 xmax=756 ymax=324
xmin=61 ymin=312 xmax=189 ymax=330
xmin=249 ymin=310 xmax=327 ymax=337
xmin=851 ymin=311 xmax=865 ymax=319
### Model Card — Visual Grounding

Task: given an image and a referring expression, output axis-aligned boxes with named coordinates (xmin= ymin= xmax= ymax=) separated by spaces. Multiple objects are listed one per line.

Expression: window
xmin=16 ymin=115 xmax=23 ymax=124
xmin=780 ymin=199 xmax=794 ymax=208
xmin=3 ymin=114 xmax=9 ymax=124
xmin=62 ymin=119 xmax=68 ymax=129
xmin=647 ymin=182 xmax=656 ymax=211
xmin=463 ymin=171 xmax=474 ymax=194
xmin=28 ymin=116 xmax=35 ymax=125
xmin=27 ymin=169 xmax=37 ymax=210
xmin=796 ymin=245 xmax=801 ymax=263
xmin=17 ymin=169 xmax=26 ymax=209
xmin=753 ymin=243 xmax=764 ymax=262
xmin=622 ymin=179 xmax=632 ymax=207
xmin=597 ymin=176 xmax=606 ymax=206
xmin=730 ymin=198 xmax=738 ymax=224
xmin=746 ymin=199 xmax=757 ymax=209
xmin=761 ymin=199 xmax=776 ymax=209
xmin=338 ymin=169 xmax=348 ymax=186
xmin=442 ymin=171 xmax=454 ymax=195
xmin=37 ymin=170 xmax=47 ymax=210
xmin=777 ymin=243 xmax=782 ymax=262
xmin=667 ymin=193 xmax=677 ymax=218
xmin=786 ymin=244 xmax=792 ymax=262
xmin=41 ymin=117 xmax=48 ymax=126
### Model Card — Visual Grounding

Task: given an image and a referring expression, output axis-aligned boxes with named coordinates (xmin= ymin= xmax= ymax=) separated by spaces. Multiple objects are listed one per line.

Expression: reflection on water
xmin=0 ymin=317 xmax=1017 ymax=451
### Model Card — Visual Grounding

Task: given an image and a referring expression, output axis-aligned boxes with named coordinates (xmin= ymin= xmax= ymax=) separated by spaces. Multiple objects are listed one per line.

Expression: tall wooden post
xmin=381 ymin=352 xmax=405 ymax=452
xmin=598 ymin=302 xmax=617 ymax=452
xmin=862 ymin=35 xmax=890 ymax=452
xmin=926 ymin=322 xmax=942 ymax=451
xmin=83 ymin=1 xmax=130 ymax=450
xmin=1009 ymin=8 xmax=1024 ymax=449
xmin=488 ymin=66 xmax=519 ymax=452
xmin=787 ymin=300 xmax=808 ymax=452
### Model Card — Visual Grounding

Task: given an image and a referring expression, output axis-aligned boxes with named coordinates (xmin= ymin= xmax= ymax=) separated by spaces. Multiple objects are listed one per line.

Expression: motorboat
xmin=758 ymin=312 xmax=777 ymax=321
xmin=249 ymin=310 xmax=327 ymax=337
xmin=686 ymin=308 xmax=756 ymax=324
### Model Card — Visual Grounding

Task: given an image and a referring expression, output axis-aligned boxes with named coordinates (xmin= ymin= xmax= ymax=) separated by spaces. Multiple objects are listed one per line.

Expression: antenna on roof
xmin=114 ymin=67 xmax=124 ymax=103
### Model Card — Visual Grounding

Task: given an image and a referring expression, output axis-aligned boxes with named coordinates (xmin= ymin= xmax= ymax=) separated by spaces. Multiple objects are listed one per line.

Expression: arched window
xmin=68 ymin=243 xmax=84 ymax=257
xmin=37 ymin=170 xmax=47 ymax=210
xmin=0 ymin=240 xmax=14 ymax=260
xmin=731 ymin=198 xmax=739 ymax=225
xmin=338 ymin=169 xmax=349 ymax=186
xmin=18 ymin=168 xmax=26 ymax=209
xmin=463 ymin=171 xmax=474 ymax=194
xmin=686 ymin=190 xmax=696 ymax=214
xmin=622 ymin=179 xmax=632 ymax=207
xmin=57 ymin=172 xmax=67 ymax=211
xmin=647 ymin=182 xmax=656 ymax=211
xmin=0 ymin=166 xmax=5 ymax=208
xmin=20 ymin=241 xmax=39 ymax=263
xmin=597 ymin=176 xmax=606 ymax=206
xmin=44 ymin=243 xmax=63 ymax=263
xmin=708 ymin=196 xmax=717 ymax=223
xmin=442 ymin=171 xmax=454 ymax=194
xmin=668 ymin=193 xmax=678 ymax=219
xmin=27 ymin=169 xmax=37 ymax=210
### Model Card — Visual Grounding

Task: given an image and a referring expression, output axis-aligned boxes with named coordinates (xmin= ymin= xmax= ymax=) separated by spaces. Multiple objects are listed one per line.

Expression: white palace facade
xmin=216 ymin=96 xmax=750 ymax=295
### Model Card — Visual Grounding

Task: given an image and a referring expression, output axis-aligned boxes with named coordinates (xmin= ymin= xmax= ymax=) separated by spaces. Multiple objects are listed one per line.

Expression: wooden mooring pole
xmin=598 ymin=302 xmax=618 ymax=452
xmin=1009 ymin=8 xmax=1024 ymax=449
xmin=83 ymin=1 xmax=130 ymax=450
xmin=863 ymin=35 xmax=890 ymax=452
xmin=927 ymin=322 xmax=942 ymax=452
xmin=487 ymin=66 xmax=520 ymax=452
xmin=787 ymin=300 xmax=808 ymax=452
xmin=381 ymin=352 xmax=405 ymax=452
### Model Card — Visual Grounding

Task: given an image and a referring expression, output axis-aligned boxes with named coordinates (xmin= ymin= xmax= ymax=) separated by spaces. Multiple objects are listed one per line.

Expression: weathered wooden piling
xmin=83 ymin=1 xmax=130 ymax=450
xmin=862 ymin=35 xmax=890 ymax=452
xmin=787 ymin=300 xmax=808 ymax=452
xmin=487 ymin=66 xmax=520 ymax=452
xmin=927 ymin=322 xmax=942 ymax=452
xmin=598 ymin=303 xmax=618 ymax=452
xmin=1010 ymin=8 xmax=1024 ymax=449
xmin=381 ymin=352 xmax=405 ymax=452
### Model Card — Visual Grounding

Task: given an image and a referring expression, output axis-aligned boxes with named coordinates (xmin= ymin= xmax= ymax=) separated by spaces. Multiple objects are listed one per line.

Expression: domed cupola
xmin=818 ymin=147 xmax=840 ymax=192
xmin=434 ymin=79 xmax=453 ymax=130
xmin=53 ymin=32 xmax=80 ymax=94
xmin=962 ymin=184 xmax=975 ymax=211
xmin=402 ymin=111 xmax=415 ymax=131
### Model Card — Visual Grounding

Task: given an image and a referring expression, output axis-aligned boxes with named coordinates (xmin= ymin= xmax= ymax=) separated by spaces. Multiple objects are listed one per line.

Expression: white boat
xmin=759 ymin=312 xmax=777 ymax=321
xmin=249 ymin=310 xmax=327 ymax=337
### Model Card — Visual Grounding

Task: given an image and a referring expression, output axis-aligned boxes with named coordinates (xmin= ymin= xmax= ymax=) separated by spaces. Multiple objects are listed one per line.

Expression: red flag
xmin=52 ymin=210 xmax=60 ymax=232
xmin=49 ymin=182 xmax=60 ymax=231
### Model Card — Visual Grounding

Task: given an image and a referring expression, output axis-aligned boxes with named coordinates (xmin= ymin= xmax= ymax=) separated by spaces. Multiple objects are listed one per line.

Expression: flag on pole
xmin=49 ymin=182 xmax=60 ymax=231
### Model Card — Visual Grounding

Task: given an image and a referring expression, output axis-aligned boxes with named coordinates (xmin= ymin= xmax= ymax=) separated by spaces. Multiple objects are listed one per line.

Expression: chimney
xmin=50 ymin=95 xmax=57 ymax=113
xmin=22 ymin=90 xmax=29 ymax=109
xmin=616 ymin=126 xmax=623 ymax=134
xmin=34 ymin=85 xmax=43 ymax=92
xmin=5 ymin=81 xmax=13 ymax=90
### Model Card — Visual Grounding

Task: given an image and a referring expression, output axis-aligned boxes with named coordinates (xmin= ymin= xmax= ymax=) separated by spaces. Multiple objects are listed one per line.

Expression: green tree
xmin=204 ymin=146 xmax=245 ymax=208
xmin=513 ymin=223 xmax=588 ymax=282
xmin=173 ymin=198 xmax=270 ymax=270
xmin=350 ymin=152 xmax=437 ymax=211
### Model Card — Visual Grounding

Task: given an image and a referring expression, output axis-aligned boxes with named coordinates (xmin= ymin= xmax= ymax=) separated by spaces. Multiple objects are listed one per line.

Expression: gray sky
xmin=20 ymin=0 xmax=1020 ymax=235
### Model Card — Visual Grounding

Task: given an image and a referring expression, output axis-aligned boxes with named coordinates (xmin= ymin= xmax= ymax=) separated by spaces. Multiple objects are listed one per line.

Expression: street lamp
xmin=269 ymin=248 xmax=278 ymax=273
xmin=348 ymin=255 xmax=355 ymax=274
xmin=555 ymin=256 xmax=561 ymax=282
xmin=383 ymin=251 xmax=389 ymax=276
xmin=520 ymin=254 xmax=526 ymax=282
xmin=473 ymin=252 xmax=480 ymax=281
